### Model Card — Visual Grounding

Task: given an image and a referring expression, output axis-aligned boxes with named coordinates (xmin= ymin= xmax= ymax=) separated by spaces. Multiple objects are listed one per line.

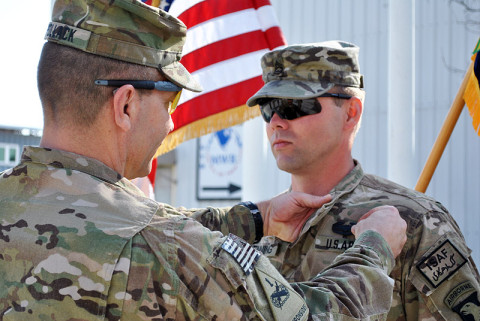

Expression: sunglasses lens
xmin=168 ymin=90 xmax=182 ymax=115
xmin=297 ymin=99 xmax=322 ymax=116
xmin=259 ymin=99 xmax=322 ymax=122
xmin=260 ymin=102 xmax=274 ymax=122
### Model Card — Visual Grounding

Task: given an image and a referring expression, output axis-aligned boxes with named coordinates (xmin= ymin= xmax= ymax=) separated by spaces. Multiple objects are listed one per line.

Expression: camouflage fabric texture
xmin=214 ymin=162 xmax=480 ymax=321
xmin=45 ymin=0 xmax=201 ymax=92
xmin=247 ymin=41 xmax=363 ymax=106
xmin=192 ymin=209 xmax=399 ymax=320
xmin=0 ymin=147 xmax=311 ymax=321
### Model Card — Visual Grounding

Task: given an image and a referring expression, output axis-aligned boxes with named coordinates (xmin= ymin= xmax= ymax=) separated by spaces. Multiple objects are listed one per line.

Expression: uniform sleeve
xmin=292 ymin=230 xmax=395 ymax=320
xmin=165 ymin=203 xmax=258 ymax=243
xmin=142 ymin=214 xmax=396 ymax=321
xmin=396 ymin=208 xmax=480 ymax=321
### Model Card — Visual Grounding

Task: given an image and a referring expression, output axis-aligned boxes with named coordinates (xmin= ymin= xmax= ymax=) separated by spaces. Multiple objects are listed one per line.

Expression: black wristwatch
xmin=238 ymin=201 xmax=263 ymax=243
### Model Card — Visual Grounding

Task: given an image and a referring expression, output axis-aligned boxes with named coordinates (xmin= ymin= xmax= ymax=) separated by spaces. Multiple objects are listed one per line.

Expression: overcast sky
xmin=0 ymin=2 xmax=51 ymax=130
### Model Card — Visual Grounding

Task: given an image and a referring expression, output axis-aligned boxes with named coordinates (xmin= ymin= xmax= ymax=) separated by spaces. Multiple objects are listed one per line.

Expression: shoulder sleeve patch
xmin=256 ymin=268 xmax=309 ymax=321
xmin=417 ymin=239 xmax=467 ymax=288
xmin=444 ymin=281 xmax=480 ymax=321
xmin=221 ymin=234 xmax=260 ymax=275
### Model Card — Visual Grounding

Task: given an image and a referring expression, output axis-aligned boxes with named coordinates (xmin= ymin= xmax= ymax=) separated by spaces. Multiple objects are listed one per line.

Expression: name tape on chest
xmin=221 ymin=234 xmax=260 ymax=275
xmin=417 ymin=239 xmax=467 ymax=288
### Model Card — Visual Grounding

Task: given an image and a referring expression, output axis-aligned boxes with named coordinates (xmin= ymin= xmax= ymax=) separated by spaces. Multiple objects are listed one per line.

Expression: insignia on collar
xmin=221 ymin=234 xmax=260 ymax=275
xmin=417 ymin=239 xmax=467 ymax=288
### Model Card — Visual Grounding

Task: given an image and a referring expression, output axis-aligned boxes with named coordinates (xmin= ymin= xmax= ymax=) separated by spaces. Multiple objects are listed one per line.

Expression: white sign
xmin=197 ymin=126 xmax=242 ymax=200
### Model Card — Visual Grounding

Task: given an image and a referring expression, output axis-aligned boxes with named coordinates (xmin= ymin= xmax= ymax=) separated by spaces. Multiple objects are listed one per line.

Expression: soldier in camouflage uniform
xmin=0 ymin=2 xmax=408 ymax=320
xmin=194 ymin=41 xmax=480 ymax=321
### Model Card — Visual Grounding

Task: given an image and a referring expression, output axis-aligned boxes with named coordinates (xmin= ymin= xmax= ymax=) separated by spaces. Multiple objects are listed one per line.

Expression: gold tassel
xmin=155 ymin=105 xmax=261 ymax=157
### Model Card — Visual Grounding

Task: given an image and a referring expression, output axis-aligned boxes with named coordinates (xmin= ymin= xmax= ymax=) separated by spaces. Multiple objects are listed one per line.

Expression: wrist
xmin=238 ymin=201 xmax=263 ymax=243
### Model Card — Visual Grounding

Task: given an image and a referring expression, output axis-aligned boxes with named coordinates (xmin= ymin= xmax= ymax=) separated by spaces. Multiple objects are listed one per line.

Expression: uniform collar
xmin=294 ymin=160 xmax=365 ymax=241
xmin=22 ymin=146 xmax=144 ymax=196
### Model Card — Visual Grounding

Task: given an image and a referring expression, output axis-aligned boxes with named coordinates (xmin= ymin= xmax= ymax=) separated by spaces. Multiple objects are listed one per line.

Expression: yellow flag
xmin=463 ymin=38 xmax=480 ymax=136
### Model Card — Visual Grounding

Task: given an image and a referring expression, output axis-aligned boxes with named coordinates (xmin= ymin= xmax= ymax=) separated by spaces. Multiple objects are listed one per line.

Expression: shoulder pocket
xmin=409 ymin=233 xmax=480 ymax=320
xmin=208 ymin=234 xmax=309 ymax=321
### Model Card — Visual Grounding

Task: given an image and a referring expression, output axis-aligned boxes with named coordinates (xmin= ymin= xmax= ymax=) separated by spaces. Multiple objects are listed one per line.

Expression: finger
xmin=357 ymin=205 xmax=395 ymax=222
xmin=296 ymin=193 xmax=332 ymax=208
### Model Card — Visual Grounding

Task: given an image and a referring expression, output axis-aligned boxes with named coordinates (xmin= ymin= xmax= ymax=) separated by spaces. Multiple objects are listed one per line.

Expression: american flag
xmin=136 ymin=0 xmax=287 ymax=198
xmin=151 ymin=0 xmax=287 ymax=155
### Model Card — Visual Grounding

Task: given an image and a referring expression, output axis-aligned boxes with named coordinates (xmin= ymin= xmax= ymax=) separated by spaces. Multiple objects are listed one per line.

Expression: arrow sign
xmin=202 ymin=183 xmax=241 ymax=194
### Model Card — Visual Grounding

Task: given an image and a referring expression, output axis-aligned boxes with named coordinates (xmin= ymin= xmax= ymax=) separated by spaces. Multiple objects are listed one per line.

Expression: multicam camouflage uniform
xmin=199 ymin=41 xmax=480 ymax=321
xmin=262 ymin=163 xmax=480 ymax=321
xmin=195 ymin=162 xmax=480 ymax=321
xmin=0 ymin=147 xmax=397 ymax=320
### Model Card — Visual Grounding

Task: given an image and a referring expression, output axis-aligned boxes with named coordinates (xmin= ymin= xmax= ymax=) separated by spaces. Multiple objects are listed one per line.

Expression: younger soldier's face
xmin=265 ymin=96 xmax=346 ymax=175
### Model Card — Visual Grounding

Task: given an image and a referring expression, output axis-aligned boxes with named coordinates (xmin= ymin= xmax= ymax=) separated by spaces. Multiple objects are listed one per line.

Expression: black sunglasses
xmin=258 ymin=93 xmax=352 ymax=123
xmin=95 ymin=80 xmax=183 ymax=114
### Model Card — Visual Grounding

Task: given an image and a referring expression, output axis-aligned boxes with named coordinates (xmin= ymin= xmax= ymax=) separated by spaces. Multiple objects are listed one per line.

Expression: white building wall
xmin=162 ymin=0 xmax=480 ymax=263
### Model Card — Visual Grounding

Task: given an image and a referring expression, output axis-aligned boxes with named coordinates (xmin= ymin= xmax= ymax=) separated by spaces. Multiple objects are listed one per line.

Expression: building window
xmin=0 ymin=144 xmax=20 ymax=166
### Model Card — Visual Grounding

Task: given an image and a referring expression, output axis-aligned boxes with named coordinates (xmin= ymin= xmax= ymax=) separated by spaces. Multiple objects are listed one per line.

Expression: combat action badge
xmin=444 ymin=281 xmax=480 ymax=321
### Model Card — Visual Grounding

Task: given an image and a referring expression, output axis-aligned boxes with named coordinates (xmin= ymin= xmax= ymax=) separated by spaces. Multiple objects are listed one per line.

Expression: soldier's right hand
xmin=351 ymin=205 xmax=407 ymax=258
xmin=258 ymin=192 xmax=332 ymax=242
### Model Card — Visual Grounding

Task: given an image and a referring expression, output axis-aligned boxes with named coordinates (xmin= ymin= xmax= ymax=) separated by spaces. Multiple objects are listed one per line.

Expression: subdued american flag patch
xmin=221 ymin=234 xmax=261 ymax=275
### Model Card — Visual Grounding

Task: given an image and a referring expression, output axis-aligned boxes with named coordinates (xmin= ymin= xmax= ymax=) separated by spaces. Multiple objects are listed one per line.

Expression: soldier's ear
xmin=345 ymin=97 xmax=362 ymax=129
xmin=112 ymin=85 xmax=135 ymax=132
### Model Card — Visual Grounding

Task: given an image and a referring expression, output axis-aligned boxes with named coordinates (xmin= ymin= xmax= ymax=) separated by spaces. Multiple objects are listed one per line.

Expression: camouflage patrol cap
xmin=247 ymin=41 xmax=363 ymax=106
xmin=45 ymin=0 xmax=202 ymax=92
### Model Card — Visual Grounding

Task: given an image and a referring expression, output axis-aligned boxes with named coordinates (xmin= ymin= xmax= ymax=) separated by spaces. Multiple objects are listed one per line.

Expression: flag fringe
xmin=463 ymin=53 xmax=480 ymax=136
xmin=155 ymin=105 xmax=261 ymax=157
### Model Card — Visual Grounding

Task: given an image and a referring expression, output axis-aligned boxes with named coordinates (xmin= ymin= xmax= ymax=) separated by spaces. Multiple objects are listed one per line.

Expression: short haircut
xmin=331 ymin=85 xmax=365 ymax=135
xmin=37 ymin=42 xmax=160 ymax=127
xmin=331 ymin=85 xmax=366 ymax=107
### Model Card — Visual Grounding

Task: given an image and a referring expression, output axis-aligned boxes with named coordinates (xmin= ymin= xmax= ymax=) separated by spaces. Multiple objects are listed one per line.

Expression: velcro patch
xmin=315 ymin=235 xmax=355 ymax=252
xmin=445 ymin=282 xmax=480 ymax=321
xmin=417 ymin=240 xmax=467 ymax=288
xmin=257 ymin=268 xmax=309 ymax=321
xmin=253 ymin=237 xmax=279 ymax=257
xmin=221 ymin=234 xmax=260 ymax=275
xmin=444 ymin=281 xmax=476 ymax=308
xmin=45 ymin=22 xmax=91 ymax=51
xmin=253 ymin=243 xmax=279 ymax=257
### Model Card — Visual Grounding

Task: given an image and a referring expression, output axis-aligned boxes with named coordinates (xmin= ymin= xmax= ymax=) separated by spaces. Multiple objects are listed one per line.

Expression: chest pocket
xmin=409 ymin=233 xmax=480 ymax=321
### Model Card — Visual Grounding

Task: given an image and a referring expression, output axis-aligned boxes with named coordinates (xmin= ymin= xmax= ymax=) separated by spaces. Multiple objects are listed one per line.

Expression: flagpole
xmin=415 ymin=59 xmax=474 ymax=193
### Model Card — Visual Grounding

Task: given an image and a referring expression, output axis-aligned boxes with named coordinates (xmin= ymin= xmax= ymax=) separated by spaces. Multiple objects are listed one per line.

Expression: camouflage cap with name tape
xmin=45 ymin=0 xmax=202 ymax=92
xmin=247 ymin=40 xmax=363 ymax=106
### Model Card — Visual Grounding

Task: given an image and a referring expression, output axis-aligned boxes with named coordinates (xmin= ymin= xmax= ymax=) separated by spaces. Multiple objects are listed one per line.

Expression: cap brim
xmin=246 ymin=80 xmax=334 ymax=106
xmin=161 ymin=61 xmax=203 ymax=93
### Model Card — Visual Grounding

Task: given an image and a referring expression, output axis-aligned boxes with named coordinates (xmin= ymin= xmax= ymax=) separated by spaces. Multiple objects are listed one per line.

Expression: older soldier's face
xmin=266 ymin=96 xmax=347 ymax=175
xmin=126 ymin=89 xmax=175 ymax=179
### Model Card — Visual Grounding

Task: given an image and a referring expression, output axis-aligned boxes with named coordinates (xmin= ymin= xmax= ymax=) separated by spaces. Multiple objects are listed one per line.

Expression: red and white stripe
xmin=168 ymin=0 xmax=287 ymax=132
